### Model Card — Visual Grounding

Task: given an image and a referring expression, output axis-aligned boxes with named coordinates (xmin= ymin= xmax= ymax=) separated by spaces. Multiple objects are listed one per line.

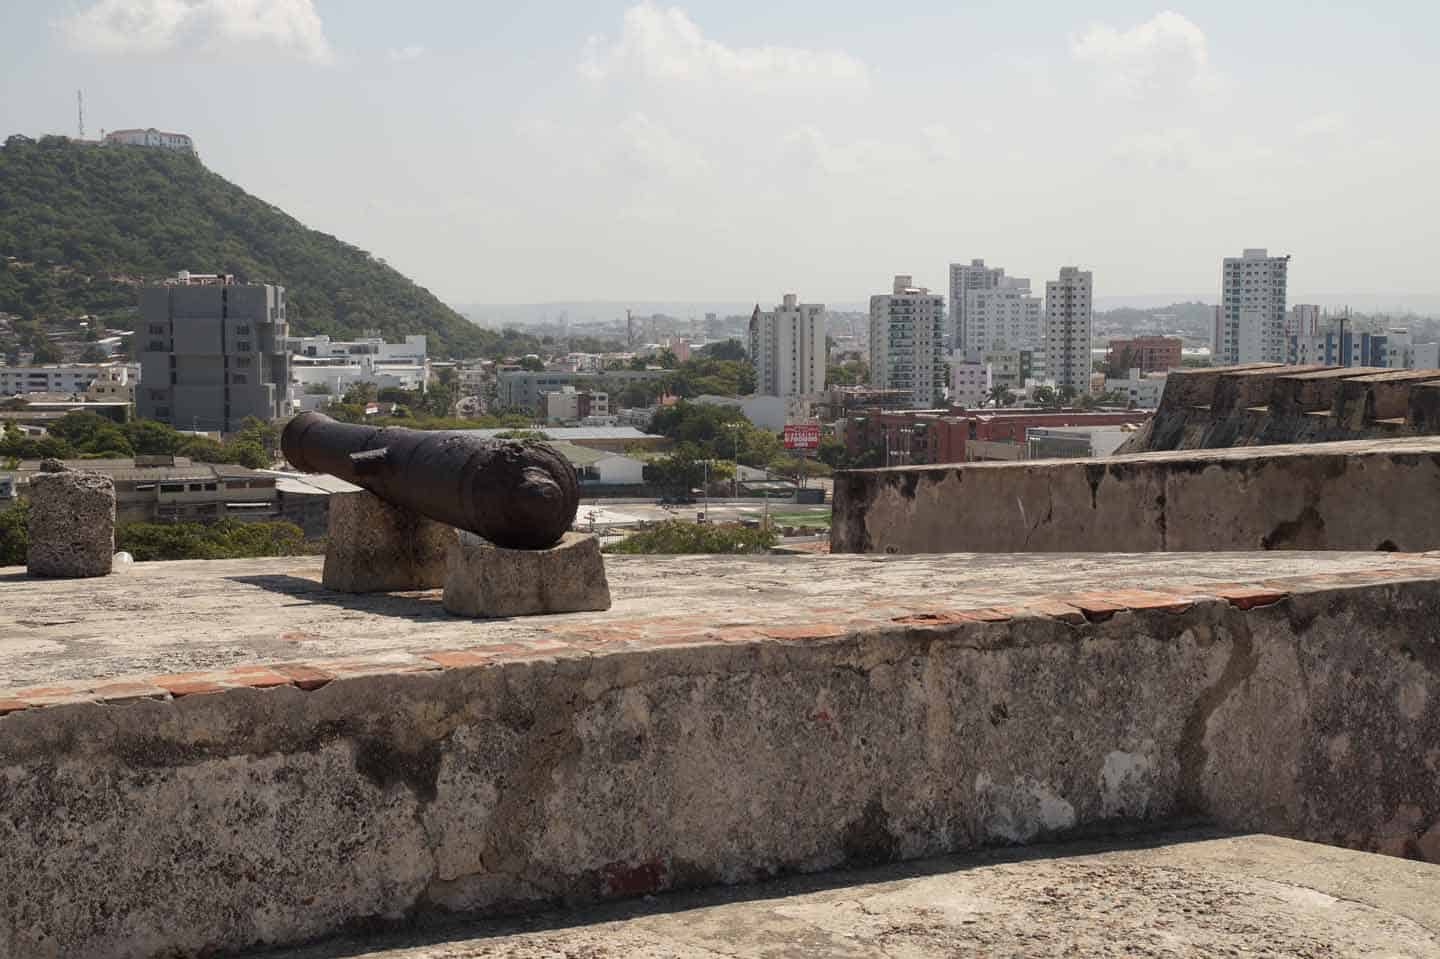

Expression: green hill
xmin=0 ymin=135 xmax=518 ymax=358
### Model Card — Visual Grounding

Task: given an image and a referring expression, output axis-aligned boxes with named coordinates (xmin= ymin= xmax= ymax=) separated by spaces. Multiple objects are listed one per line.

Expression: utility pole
xmin=730 ymin=424 xmax=741 ymax=498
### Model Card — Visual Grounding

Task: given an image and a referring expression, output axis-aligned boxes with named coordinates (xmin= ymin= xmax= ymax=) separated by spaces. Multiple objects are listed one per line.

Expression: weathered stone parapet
xmin=2 ymin=554 xmax=1440 ymax=956
xmin=1119 ymin=363 xmax=1440 ymax=453
xmin=832 ymin=436 xmax=1440 ymax=555
xmin=322 ymin=490 xmax=454 ymax=592
xmin=25 ymin=468 xmax=115 ymax=578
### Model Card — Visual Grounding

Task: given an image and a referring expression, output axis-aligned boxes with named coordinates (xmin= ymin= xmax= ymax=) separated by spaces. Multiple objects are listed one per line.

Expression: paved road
xmin=576 ymin=498 xmax=831 ymax=529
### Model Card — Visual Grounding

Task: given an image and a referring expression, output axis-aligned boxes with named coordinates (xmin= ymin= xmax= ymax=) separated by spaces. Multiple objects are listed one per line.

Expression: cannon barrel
xmin=281 ymin=412 xmax=579 ymax=550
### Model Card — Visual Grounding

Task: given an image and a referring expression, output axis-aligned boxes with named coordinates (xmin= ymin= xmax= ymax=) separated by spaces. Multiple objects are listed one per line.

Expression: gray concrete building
xmin=496 ymin=369 xmax=667 ymax=414
xmin=136 ymin=273 xmax=291 ymax=433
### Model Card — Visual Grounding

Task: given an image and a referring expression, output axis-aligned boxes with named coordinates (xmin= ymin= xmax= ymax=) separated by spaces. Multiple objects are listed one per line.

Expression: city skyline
xmin=2 ymin=2 xmax=1436 ymax=308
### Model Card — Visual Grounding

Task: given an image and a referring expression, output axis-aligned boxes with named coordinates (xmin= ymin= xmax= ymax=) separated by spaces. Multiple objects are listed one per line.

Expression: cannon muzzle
xmin=282 ymin=412 xmax=579 ymax=550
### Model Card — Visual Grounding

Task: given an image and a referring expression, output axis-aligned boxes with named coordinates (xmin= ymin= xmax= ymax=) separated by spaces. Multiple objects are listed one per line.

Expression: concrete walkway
xmin=259 ymin=832 xmax=1440 ymax=958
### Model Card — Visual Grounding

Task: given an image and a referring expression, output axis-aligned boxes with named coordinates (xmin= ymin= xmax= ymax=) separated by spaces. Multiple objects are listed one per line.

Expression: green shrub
xmin=116 ymin=519 xmax=312 ymax=562
xmin=603 ymin=520 xmax=777 ymax=555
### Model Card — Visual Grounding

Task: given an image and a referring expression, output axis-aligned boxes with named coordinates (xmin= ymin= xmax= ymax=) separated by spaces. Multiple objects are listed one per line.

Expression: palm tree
xmin=987 ymin=385 xmax=1015 ymax=408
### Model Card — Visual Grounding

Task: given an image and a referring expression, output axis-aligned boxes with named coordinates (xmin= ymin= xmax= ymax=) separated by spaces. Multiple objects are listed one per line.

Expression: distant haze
xmin=3 ymin=2 xmax=1437 ymax=306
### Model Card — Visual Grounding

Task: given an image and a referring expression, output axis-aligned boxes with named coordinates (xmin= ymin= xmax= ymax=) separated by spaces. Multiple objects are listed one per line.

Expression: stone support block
xmin=26 ymin=470 xmax=115 ymax=578
xmin=443 ymin=530 xmax=611 ymax=617
xmin=322 ymin=490 xmax=453 ymax=593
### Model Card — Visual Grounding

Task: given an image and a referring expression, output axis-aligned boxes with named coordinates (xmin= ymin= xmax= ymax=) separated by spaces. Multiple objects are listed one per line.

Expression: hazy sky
xmin=3 ymin=1 xmax=1438 ymax=307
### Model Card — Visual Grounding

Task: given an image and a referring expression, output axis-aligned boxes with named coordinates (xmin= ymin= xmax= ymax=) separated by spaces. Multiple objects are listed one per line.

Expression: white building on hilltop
xmin=1046 ymin=267 xmax=1094 ymax=392
xmin=1215 ymin=248 xmax=1289 ymax=365
xmin=748 ymin=294 xmax=826 ymax=398
xmin=104 ymin=128 xmax=196 ymax=154
xmin=869 ymin=275 xmax=947 ymax=408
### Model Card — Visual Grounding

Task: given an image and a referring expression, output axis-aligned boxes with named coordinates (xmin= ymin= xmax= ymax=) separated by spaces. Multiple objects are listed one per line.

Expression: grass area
xmin=765 ymin=508 xmax=832 ymax=529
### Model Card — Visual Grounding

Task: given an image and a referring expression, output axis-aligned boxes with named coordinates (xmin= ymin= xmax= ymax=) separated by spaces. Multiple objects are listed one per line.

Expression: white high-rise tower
xmin=1045 ymin=267 xmax=1093 ymax=392
xmin=1216 ymin=249 xmax=1289 ymax=365
xmin=748 ymin=294 xmax=826 ymax=398
xmin=948 ymin=259 xmax=1005 ymax=352
xmin=869 ymin=275 xmax=947 ymax=408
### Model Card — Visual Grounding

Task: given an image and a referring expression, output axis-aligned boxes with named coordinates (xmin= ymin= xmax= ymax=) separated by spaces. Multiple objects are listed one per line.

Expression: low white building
xmin=948 ymin=358 xmax=991 ymax=407
xmin=548 ymin=442 xmax=646 ymax=486
xmin=692 ymin=394 xmax=810 ymax=432
xmin=286 ymin=334 xmax=427 ymax=364
xmin=1103 ymin=369 xmax=1168 ymax=409
xmin=291 ymin=360 xmax=428 ymax=399
xmin=0 ymin=363 xmax=139 ymax=396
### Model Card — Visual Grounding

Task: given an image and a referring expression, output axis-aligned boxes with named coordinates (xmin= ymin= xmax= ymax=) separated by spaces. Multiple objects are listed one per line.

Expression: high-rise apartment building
xmin=1215 ymin=249 xmax=1289 ymax=365
xmin=869 ymin=275 xmax=947 ymax=408
xmin=1045 ymin=267 xmax=1093 ymax=392
xmin=948 ymin=259 xmax=1005 ymax=352
xmin=136 ymin=273 xmax=291 ymax=433
xmin=962 ymin=281 xmax=1044 ymax=364
xmin=747 ymin=294 xmax=826 ymax=398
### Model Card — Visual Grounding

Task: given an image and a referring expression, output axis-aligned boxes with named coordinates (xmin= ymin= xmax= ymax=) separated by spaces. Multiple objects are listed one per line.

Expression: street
xmin=575 ymin=497 xmax=832 ymax=530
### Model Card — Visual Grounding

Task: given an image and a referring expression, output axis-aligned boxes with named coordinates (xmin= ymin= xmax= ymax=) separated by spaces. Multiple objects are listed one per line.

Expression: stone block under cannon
xmin=281 ymin=412 xmax=610 ymax=615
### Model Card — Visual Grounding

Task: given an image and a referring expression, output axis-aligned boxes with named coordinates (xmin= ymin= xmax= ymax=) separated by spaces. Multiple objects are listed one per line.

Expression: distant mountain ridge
xmin=0 ymin=136 xmax=501 ymax=357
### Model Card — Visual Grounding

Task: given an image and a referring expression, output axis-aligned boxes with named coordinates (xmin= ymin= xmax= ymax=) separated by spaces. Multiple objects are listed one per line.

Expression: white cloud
xmin=1112 ymin=127 xmax=1276 ymax=172
xmin=58 ymin=0 xmax=333 ymax=63
xmin=1296 ymin=112 xmax=1346 ymax=137
xmin=388 ymin=44 xmax=426 ymax=63
xmin=617 ymin=112 xmax=709 ymax=179
xmin=580 ymin=3 xmax=868 ymax=93
xmin=1071 ymin=11 xmax=1218 ymax=99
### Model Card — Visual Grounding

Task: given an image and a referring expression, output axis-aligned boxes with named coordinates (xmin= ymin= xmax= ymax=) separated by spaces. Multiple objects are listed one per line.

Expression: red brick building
xmin=841 ymin=409 xmax=1152 ymax=466
xmin=1106 ymin=336 xmax=1183 ymax=374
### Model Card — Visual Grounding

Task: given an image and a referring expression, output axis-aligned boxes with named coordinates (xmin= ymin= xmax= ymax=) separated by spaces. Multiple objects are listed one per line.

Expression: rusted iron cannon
xmin=282 ymin=412 xmax=579 ymax=550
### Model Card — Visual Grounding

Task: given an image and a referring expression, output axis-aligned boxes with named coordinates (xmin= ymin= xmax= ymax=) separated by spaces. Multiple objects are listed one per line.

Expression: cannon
xmin=281 ymin=412 xmax=579 ymax=550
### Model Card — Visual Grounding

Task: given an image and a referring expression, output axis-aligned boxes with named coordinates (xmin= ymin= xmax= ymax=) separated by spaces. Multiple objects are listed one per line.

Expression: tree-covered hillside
xmin=0 ymin=135 xmax=509 ymax=357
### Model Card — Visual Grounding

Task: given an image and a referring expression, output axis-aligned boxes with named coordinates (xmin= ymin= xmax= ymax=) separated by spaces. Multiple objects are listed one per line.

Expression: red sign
xmin=783 ymin=423 xmax=820 ymax=450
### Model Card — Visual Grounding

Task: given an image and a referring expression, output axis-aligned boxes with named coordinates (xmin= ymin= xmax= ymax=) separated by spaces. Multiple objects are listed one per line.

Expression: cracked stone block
xmin=443 ymin=530 xmax=611 ymax=618
xmin=27 ymin=470 xmax=115 ymax=578
xmin=322 ymin=490 xmax=454 ymax=593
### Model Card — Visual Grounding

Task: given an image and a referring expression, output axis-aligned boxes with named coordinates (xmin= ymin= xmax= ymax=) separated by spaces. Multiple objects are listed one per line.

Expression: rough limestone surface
xmin=259 ymin=833 xmax=1440 ymax=958
xmin=3 ymin=552 xmax=1440 ymax=957
xmin=323 ymin=490 xmax=454 ymax=592
xmin=443 ymin=530 xmax=611 ymax=617
xmin=25 ymin=469 xmax=114 ymax=578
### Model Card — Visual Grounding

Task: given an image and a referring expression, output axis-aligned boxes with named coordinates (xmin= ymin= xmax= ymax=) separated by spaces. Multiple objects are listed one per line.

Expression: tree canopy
xmin=0 ymin=410 xmax=276 ymax=467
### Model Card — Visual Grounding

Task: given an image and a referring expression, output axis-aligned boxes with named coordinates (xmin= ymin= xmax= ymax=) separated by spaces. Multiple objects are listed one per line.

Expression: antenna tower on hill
xmin=77 ymin=90 xmax=85 ymax=139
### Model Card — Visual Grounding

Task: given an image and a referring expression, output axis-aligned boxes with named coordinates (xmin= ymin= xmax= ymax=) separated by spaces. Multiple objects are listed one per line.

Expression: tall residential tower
xmin=948 ymin=259 xmax=1005 ymax=352
xmin=748 ymin=294 xmax=826 ymax=398
xmin=1215 ymin=248 xmax=1289 ymax=365
xmin=1045 ymin=266 xmax=1093 ymax=392
xmin=869 ymin=275 xmax=947 ymax=408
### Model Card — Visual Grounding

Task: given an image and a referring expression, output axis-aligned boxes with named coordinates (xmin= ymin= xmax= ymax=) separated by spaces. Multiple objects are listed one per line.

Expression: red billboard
xmin=783 ymin=423 xmax=820 ymax=450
